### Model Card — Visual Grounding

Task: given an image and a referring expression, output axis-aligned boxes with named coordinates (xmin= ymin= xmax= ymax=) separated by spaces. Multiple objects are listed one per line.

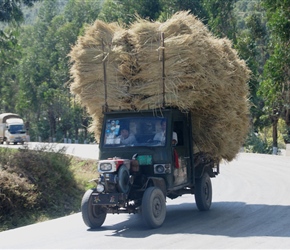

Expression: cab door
xmin=172 ymin=110 xmax=193 ymax=186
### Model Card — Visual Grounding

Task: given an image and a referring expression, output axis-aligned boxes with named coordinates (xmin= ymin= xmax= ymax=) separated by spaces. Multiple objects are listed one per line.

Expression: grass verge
xmin=0 ymin=145 xmax=98 ymax=232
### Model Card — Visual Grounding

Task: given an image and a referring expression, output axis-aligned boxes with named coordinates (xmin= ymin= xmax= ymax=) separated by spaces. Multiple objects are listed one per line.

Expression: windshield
xmin=9 ymin=124 xmax=25 ymax=134
xmin=103 ymin=117 xmax=167 ymax=147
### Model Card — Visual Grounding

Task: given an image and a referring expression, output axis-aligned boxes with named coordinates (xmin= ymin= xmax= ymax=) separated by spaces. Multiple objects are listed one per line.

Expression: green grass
xmin=0 ymin=146 xmax=97 ymax=232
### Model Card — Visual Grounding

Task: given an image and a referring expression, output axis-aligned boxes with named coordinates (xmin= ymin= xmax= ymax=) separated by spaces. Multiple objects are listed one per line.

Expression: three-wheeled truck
xmin=81 ymin=108 xmax=219 ymax=229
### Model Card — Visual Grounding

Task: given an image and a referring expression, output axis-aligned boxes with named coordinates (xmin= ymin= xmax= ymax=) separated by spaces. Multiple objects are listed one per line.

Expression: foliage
xmin=9 ymin=0 xmax=101 ymax=142
xmin=244 ymin=130 xmax=272 ymax=154
xmin=260 ymin=1 xmax=290 ymax=112
xmin=281 ymin=119 xmax=290 ymax=143
xmin=158 ymin=0 xmax=208 ymax=22
xmin=0 ymin=146 xmax=97 ymax=232
xmin=0 ymin=0 xmax=39 ymax=24
xmin=0 ymin=29 xmax=22 ymax=112
xmin=98 ymin=0 xmax=161 ymax=25
xmin=0 ymin=0 xmax=40 ymax=82
xmin=244 ymin=119 xmax=286 ymax=154
xmin=234 ymin=1 xmax=269 ymax=131
xmin=202 ymin=0 xmax=238 ymax=41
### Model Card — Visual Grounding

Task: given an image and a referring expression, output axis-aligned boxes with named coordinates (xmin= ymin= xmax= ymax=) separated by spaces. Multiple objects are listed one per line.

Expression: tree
xmin=0 ymin=29 xmax=22 ymax=112
xmin=98 ymin=0 xmax=161 ymax=25
xmin=235 ymin=1 xmax=269 ymax=133
xmin=259 ymin=0 xmax=290 ymax=150
xmin=16 ymin=0 xmax=102 ymax=142
xmin=0 ymin=0 xmax=39 ymax=24
xmin=64 ymin=0 xmax=101 ymax=26
xmin=202 ymin=0 xmax=238 ymax=41
xmin=135 ymin=0 xmax=161 ymax=21
xmin=0 ymin=0 xmax=41 ymax=113
xmin=159 ymin=0 xmax=208 ymax=22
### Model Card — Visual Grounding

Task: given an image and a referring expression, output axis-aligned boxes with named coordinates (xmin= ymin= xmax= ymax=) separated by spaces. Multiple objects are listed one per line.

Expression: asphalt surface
xmin=0 ymin=145 xmax=289 ymax=249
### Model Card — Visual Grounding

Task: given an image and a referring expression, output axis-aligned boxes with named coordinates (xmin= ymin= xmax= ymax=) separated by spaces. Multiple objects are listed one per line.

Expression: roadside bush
xmin=0 ymin=146 xmax=88 ymax=231
xmin=244 ymin=131 xmax=272 ymax=154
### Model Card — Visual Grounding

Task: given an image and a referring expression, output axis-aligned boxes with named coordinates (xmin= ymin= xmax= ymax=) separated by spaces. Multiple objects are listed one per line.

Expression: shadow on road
xmin=88 ymin=201 xmax=290 ymax=239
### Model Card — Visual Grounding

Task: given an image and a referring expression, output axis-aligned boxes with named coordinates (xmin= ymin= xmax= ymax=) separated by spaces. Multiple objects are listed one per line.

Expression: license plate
xmin=92 ymin=193 xmax=125 ymax=205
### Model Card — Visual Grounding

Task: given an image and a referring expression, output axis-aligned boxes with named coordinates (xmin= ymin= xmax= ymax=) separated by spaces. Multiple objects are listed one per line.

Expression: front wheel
xmin=117 ymin=165 xmax=130 ymax=193
xmin=81 ymin=189 xmax=107 ymax=229
xmin=194 ymin=172 xmax=212 ymax=211
xmin=141 ymin=187 xmax=166 ymax=229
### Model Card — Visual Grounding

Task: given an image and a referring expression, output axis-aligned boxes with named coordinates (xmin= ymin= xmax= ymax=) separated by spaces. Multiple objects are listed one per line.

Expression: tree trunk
xmin=48 ymin=108 xmax=56 ymax=142
xmin=272 ymin=115 xmax=278 ymax=155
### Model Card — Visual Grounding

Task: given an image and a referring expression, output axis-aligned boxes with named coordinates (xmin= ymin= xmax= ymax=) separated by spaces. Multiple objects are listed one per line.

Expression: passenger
xmin=153 ymin=119 xmax=166 ymax=144
xmin=154 ymin=119 xmax=178 ymax=145
xmin=119 ymin=127 xmax=137 ymax=145
xmin=172 ymin=131 xmax=178 ymax=146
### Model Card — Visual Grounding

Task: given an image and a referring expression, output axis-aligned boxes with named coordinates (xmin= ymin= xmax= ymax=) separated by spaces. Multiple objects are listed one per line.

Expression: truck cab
xmin=81 ymin=108 xmax=219 ymax=229
xmin=5 ymin=118 xmax=27 ymax=144
xmin=0 ymin=113 xmax=27 ymax=145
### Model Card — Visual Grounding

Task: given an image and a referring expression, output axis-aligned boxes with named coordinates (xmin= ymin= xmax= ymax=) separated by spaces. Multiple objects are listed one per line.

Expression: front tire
xmin=195 ymin=172 xmax=212 ymax=211
xmin=81 ymin=189 xmax=107 ymax=229
xmin=141 ymin=187 xmax=166 ymax=229
xmin=117 ymin=165 xmax=130 ymax=193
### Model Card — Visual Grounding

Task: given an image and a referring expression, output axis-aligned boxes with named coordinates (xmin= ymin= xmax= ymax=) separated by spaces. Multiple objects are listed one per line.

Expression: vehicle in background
xmin=0 ymin=113 xmax=27 ymax=145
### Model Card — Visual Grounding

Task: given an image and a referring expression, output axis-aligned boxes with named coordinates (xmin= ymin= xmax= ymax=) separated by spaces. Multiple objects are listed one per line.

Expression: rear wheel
xmin=141 ymin=187 xmax=166 ymax=229
xmin=195 ymin=172 xmax=212 ymax=211
xmin=81 ymin=189 xmax=107 ymax=229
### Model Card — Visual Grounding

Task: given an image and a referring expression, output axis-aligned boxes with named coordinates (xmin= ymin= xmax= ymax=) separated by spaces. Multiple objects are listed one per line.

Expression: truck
xmin=0 ymin=113 xmax=27 ymax=145
xmin=71 ymin=14 xmax=250 ymax=230
xmin=81 ymin=108 xmax=219 ymax=229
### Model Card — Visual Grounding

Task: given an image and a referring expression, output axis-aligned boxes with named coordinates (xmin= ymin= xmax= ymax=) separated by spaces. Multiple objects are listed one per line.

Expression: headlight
xmin=98 ymin=160 xmax=117 ymax=172
xmin=154 ymin=164 xmax=171 ymax=174
xmin=96 ymin=184 xmax=105 ymax=192
xmin=99 ymin=162 xmax=113 ymax=171
xmin=155 ymin=164 xmax=165 ymax=174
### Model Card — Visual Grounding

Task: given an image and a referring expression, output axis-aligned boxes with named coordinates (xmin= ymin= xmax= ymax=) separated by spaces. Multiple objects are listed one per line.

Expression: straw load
xmin=69 ymin=11 xmax=251 ymax=162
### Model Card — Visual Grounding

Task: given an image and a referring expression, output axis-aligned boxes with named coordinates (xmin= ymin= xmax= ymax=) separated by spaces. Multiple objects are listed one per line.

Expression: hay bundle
xmin=70 ymin=20 xmax=137 ymax=130
xmin=69 ymin=11 xmax=250 ymax=162
xmin=69 ymin=21 xmax=132 ymax=115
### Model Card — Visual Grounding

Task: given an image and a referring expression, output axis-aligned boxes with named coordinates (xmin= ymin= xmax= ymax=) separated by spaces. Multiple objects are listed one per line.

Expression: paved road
xmin=0 ymin=142 xmax=100 ymax=159
xmin=0 ymin=146 xmax=289 ymax=249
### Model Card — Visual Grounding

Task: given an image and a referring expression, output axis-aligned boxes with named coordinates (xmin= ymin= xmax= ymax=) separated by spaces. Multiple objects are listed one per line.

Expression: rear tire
xmin=81 ymin=189 xmax=107 ymax=229
xmin=141 ymin=187 xmax=166 ymax=229
xmin=195 ymin=172 xmax=212 ymax=211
